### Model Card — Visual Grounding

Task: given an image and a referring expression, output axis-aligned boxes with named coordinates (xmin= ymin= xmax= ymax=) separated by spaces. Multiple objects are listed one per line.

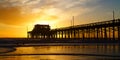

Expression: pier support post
xmin=113 ymin=26 xmax=115 ymax=40
xmin=55 ymin=31 xmax=57 ymax=38
xmin=65 ymin=31 xmax=67 ymax=38
xmin=93 ymin=28 xmax=96 ymax=39
xmin=97 ymin=28 xmax=99 ymax=39
xmin=104 ymin=27 xmax=107 ymax=39
xmin=109 ymin=27 xmax=111 ymax=39
xmin=118 ymin=26 xmax=120 ymax=40
xmin=74 ymin=29 xmax=76 ymax=38
xmin=101 ymin=27 xmax=103 ymax=39
xmin=71 ymin=30 xmax=73 ymax=38
xmin=68 ymin=30 xmax=70 ymax=38
xmin=82 ymin=29 xmax=85 ymax=39
xmin=62 ymin=31 xmax=63 ymax=38
xmin=78 ymin=30 xmax=80 ymax=38
xmin=88 ymin=29 xmax=90 ymax=39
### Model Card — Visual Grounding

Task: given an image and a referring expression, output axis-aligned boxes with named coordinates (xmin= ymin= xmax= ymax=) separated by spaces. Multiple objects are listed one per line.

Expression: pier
xmin=28 ymin=19 xmax=120 ymax=40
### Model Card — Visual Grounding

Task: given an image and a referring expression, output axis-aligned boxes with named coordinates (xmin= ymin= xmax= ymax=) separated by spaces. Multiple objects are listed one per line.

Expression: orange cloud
xmin=0 ymin=7 xmax=41 ymax=25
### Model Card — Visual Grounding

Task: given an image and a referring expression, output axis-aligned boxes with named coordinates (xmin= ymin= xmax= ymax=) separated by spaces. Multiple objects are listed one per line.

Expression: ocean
xmin=0 ymin=43 xmax=120 ymax=60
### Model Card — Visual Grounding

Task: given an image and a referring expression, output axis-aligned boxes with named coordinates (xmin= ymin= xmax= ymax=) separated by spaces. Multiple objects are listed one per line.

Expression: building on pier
xmin=28 ymin=19 xmax=120 ymax=40
xmin=27 ymin=24 xmax=50 ymax=38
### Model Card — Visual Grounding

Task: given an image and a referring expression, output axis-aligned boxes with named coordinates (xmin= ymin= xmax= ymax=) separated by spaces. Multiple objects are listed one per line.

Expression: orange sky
xmin=0 ymin=0 xmax=120 ymax=38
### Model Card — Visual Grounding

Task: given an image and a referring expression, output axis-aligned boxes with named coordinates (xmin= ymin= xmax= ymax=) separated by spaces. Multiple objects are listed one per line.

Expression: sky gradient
xmin=0 ymin=0 xmax=120 ymax=37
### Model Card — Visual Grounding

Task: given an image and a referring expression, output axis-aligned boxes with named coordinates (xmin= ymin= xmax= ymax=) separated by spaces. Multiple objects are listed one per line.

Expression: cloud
xmin=0 ymin=0 xmax=102 ymax=26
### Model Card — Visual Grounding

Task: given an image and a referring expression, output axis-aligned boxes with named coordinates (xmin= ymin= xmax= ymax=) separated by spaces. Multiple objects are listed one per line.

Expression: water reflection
xmin=0 ymin=55 xmax=119 ymax=60
xmin=0 ymin=44 xmax=120 ymax=60
xmin=0 ymin=47 xmax=16 ymax=54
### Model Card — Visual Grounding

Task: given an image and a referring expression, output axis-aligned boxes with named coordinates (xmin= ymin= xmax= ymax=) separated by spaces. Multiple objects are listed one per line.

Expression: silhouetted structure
xmin=28 ymin=19 xmax=120 ymax=40
xmin=28 ymin=24 xmax=50 ymax=38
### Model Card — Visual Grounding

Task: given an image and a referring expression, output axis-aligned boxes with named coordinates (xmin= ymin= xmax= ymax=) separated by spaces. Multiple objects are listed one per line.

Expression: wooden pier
xmin=28 ymin=19 xmax=120 ymax=40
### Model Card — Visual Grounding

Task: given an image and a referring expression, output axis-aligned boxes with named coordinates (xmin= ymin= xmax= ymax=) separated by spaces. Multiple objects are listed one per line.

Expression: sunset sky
xmin=0 ymin=0 xmax=120 ymax=37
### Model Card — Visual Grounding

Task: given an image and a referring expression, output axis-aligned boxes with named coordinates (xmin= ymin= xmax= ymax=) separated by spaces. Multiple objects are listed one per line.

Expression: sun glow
xmin=34 ymin=20 xmax=50 ymax=25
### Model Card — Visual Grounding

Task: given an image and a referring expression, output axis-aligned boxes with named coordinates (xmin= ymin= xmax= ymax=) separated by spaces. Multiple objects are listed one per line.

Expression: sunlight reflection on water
xmin=0 ymin=43 xmax=120 ymax=60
